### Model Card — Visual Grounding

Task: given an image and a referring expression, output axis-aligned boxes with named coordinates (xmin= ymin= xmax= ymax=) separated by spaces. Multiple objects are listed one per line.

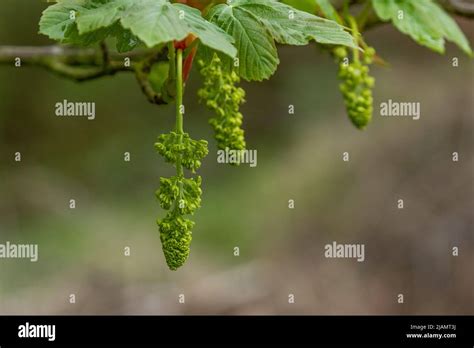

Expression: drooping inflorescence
xmin=155 ymin=47 xmax=208 ymax=271
xmin=198 ymin=55 xmax=247 ymax=152
xmin=155 ymin=130 xmax=208 ymax=269
xmin=335 ymin=45 xmax=375 ymax=130
xmin=155 ymin=129 xmax=208 ymax=271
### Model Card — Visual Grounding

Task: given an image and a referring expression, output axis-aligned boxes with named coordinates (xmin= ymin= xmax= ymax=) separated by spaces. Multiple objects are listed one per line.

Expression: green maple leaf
xmin=207 ymin=0 xmax=356 ymax=81
xmin=39 ymin=0 xmax=93 ymax=44
xmin=174 ymin=4 xmax=237 ymax=59
xmin=372 ymin=0 xmax=472 ymax=56
xmin=39 ymin=0 xmax=237 ymax=57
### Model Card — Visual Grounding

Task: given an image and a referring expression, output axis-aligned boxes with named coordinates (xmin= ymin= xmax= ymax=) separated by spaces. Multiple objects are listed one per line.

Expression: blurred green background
xmin=0 ymin=1 xmax=473 ymax=314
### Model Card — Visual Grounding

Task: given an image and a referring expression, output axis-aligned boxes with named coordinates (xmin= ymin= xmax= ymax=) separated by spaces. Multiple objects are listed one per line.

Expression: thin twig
xmin=133 ymin=48 xmax=173 ymax=105
xmin=0 ymin=44 xmax=171 ymax=104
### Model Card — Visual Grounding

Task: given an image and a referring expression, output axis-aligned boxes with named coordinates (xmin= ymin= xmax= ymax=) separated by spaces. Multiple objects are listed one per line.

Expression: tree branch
xmin=0 ymin=45 xmax=129 ymax=66
xmin=0 ymin=45 xmax=171 ymax=104
xmin=134 ymin=50 xmax=172 ymax=105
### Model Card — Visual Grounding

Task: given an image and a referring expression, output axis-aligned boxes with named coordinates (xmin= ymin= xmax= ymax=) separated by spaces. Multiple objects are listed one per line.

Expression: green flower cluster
xmin=198 ymin=55 xmax=246 ymax=152
xmin=155 ymin=131 xmax=208 ymax=271
xmin=155 ymin=131 xmax=208 ymax=173
xmin=158 ymin=212 xmax=194 ymax=271
xmin=335 ymin=46 xmax=375 ymax=129
xmin=157 ymin=176 xmax=202 ymax=215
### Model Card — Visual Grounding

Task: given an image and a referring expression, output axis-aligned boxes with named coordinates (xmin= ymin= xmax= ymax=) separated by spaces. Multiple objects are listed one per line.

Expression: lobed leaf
xmin=207 ymin=3 xmax=279 ymax=81
xmin=372 ymin=0 xmax=472 ymax=56
xmin=174 ymin=4 xmax=237 ymax=58
xmin=113 ymin=27 xmax=140 ymax=53
xmin=120 ymin=0 xmax=189 ymax=47
xmin=40 ymin=0 xmax=237 ymax=57
xmin=39 ymin=0 xmax=88 ymax=42
xmin=75 ymin=0 xmax=131 ymax=34
xmin=240 ymin=0 xmax=353 ymax=46
xmin=207 ymin=0 xmax=356 ymax=81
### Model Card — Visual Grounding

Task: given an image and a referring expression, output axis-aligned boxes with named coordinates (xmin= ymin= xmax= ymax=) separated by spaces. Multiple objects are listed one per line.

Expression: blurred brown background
xmin=0 ymin=0 xmax=473 ymax=314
